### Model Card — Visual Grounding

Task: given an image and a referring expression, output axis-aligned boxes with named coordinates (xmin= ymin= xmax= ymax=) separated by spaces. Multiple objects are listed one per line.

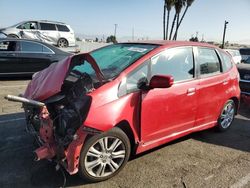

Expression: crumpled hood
xmin=24 ymin=57 xmax=72 ymax=101
xmin=23 ymin=53 xmax=104 ymax=101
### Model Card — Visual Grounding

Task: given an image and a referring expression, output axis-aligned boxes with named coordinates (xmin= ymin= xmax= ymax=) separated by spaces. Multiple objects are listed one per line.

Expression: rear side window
xmin=218 ymin=51 xmax=233 ymax=72
xmin=56 ymin=24 xmax=70 ymax=32
xmin=196 ymin=48 xmax=221 ymax=76
xmin=21 ymin=41 xmax=46 ymax=52
xmin=40 ymin=23 xmax=56 ymax=30
xmin=151 ymin=47 xmax=194 ymax=82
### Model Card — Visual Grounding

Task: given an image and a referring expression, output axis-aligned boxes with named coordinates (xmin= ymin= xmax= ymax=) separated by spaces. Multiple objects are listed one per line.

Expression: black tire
xmin=57 ymin=38 xmax=68 ymax=48
xmin=7 ymin=34 xmax=19 ymax=38
xmin=217 ymin=99 xmax=236 ymax=132
xmin=78 ymin=127 xmax=131 ymax=182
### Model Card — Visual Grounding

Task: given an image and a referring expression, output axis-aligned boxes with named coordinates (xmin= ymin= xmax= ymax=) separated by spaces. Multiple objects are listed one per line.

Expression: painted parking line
xmin=0 ymin=85 xmax=28 ymax=88
xmin=230 ymin=173 xmax=250 ymax=188
xmin=0 ymin=117 xmax=25 ymax=124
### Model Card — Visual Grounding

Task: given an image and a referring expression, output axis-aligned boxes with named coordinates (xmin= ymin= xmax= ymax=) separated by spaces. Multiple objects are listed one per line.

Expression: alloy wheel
xmin=220 ymin=101 xmax=235 ymax=129
xmin=58 ymin=38 xmax=68 ymax=48
xmin=84 ymin=136 xmax=126 ymax=178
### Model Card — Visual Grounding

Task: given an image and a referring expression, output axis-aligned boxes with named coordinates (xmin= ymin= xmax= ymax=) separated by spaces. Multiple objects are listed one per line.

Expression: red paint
xmin=24 ymin=41 xmax=240 ymax=175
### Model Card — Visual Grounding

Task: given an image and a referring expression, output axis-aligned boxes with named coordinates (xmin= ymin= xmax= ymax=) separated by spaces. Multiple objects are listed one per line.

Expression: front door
xmin=140 ymin=47 xmax=198 ymax=143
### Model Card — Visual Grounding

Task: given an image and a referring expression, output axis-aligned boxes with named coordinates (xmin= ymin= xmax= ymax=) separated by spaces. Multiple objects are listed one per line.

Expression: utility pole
xmin=114 ymin=24 xmax=118 ymax=37
xmin=222 ymin=20 xmax=229 ymax=49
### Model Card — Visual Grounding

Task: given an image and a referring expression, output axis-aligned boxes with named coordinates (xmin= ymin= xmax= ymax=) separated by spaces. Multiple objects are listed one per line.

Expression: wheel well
xmin=115 ymin=121 xmax=137 ymax=156
xmin=83 ymin=121 xmax=137 ymax=156
xmin=8 ymin=34 xmax=19 ymax=38
xmin=58 ymin=37 xmax=68 ymax=43
xmin=230 ymin=97 xmax=239 ymax=114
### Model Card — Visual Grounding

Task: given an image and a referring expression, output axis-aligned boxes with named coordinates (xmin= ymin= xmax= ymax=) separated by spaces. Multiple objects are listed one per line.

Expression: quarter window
xmin=40 ymin=23 xmax=56 ymax=30
xmin=56 ymin=24 xmax=70 ymax=32
xmin=151 ymin=47 xmax=194 ymax=82
xmin=218 ymin=51 xmax=233 ymax=72
xmin=196 ymin=48 xmax=221 ymax=76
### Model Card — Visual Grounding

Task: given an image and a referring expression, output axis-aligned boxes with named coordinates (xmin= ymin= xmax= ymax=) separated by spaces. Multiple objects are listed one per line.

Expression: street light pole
xmin=222 ymin=20 xmax=229 ymax=49
xmin=114 ymin=24 xmax=118 ymax=37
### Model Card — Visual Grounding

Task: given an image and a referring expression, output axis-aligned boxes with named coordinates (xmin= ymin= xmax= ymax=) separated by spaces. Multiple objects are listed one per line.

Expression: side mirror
xmin=149 ymin=75 xmax=174 ymax=89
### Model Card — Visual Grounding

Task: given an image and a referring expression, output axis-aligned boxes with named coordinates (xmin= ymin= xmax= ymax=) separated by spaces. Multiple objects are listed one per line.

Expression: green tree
xmin=173 ymin=0 xmax=195 ymax=40
xmin=76 ymin=37 xmax=81 ymax=41
xmin=106 ymin=35 xmax=117 ymax=43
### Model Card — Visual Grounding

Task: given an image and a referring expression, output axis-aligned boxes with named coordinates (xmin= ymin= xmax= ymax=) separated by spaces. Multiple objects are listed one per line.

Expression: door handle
xmin=187 ymin=88 xmax=196 ymax=96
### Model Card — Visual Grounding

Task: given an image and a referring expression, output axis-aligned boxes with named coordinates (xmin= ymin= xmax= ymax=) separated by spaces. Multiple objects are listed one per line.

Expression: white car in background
xmin=224 ymin=49 xmax=242 ymax=64
xmin=0 ymin=20 xmax=76 ymax=48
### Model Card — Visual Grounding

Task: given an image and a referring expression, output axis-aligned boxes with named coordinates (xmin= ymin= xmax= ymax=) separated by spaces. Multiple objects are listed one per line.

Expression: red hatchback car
xmin=6 ymin=41 xmax=240 ymax=182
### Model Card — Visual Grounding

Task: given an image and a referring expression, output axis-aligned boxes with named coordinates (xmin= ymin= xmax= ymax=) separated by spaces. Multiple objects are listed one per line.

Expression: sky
xmin=0 ymin=0 xmax=250 ymax=44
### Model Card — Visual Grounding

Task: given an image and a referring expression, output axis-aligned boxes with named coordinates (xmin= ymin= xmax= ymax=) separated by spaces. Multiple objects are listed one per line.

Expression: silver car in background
xmin=0 ymin=20 xmax=76 ymax=48
xmin=224 ymin=49 xmax=242 ymax=64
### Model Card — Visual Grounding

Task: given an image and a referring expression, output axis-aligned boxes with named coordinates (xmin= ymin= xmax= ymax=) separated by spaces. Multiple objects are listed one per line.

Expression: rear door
xmin=0 ymin=40 xmax=20 ymax=74
xmin=18 ymin=41 xmax=54 ymax=73
xmin=194 ymin=47 xmax=229 ymax=127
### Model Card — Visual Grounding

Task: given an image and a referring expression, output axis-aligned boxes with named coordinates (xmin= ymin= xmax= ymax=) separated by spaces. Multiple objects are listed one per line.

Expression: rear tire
xmin=217 ymin=99 xmax=236 ymax=132
xmin=57 ymin=38 xmax=68 ymax=48
xmin=78 ymin=127 xmax=131 ymax=182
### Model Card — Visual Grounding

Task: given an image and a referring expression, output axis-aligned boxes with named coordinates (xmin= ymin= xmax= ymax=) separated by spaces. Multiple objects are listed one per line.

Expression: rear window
xmin=239 ymin=48 xmax=250 ymax=55
xmin=196 ymin=48 xmax=221 ymax=76
xmin=56 ymin=24 xmax=70 ymax=32
xmin=40 ymin=23 xmax=56 ymax=31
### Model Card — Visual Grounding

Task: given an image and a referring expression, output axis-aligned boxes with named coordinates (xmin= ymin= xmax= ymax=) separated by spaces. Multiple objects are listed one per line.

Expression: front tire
xmin=79 ymin=127 xmax=131 ymax=182
xmin=217 ymin=99 xmax=236 ymax=132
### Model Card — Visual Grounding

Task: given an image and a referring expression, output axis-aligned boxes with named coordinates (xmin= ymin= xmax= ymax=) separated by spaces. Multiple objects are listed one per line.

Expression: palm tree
xmin=163 ymin=1 xmax=166 ymax=39
xmin=169 ymin=13 xmax=177 ymax=40
xmin=173 ymin=0 xmax=195 ymax=40
xmin=165 ymin=0 xmax=175 ymax=40
xmin=172 ymin=0 xmax=186 ymax=40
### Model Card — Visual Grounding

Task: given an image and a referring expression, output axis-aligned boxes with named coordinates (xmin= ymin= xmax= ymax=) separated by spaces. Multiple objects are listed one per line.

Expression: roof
xmin=123 ymin=40 xmax=218 ymax=48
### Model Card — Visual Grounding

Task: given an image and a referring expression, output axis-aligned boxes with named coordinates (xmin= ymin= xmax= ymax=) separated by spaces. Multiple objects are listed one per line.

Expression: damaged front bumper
xmin=5 ymin=94 xmax=96 ymax=175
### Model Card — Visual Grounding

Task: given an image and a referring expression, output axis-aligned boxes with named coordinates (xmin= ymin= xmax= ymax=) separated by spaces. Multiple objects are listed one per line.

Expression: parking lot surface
xmin=0 ymin=79 xmax=250 ymax=188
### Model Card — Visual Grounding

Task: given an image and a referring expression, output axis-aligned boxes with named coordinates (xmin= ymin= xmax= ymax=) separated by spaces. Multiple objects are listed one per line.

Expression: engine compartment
xmin=25 ymin=69 xmax=96 ymax=149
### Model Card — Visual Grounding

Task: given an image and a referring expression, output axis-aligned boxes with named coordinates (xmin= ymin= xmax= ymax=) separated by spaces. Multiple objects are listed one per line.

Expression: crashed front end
xmin=6 ymin=53 xmax=105 ymax=175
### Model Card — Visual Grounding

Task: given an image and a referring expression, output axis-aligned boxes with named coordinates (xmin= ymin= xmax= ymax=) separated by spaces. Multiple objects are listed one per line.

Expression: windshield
xmin=74 ymin=43 xmax=158 ymax=80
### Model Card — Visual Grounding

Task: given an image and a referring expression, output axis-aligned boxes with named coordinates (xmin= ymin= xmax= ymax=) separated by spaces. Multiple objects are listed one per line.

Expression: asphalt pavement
xmin=0 ymin=79 xmax=250 ymax=188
